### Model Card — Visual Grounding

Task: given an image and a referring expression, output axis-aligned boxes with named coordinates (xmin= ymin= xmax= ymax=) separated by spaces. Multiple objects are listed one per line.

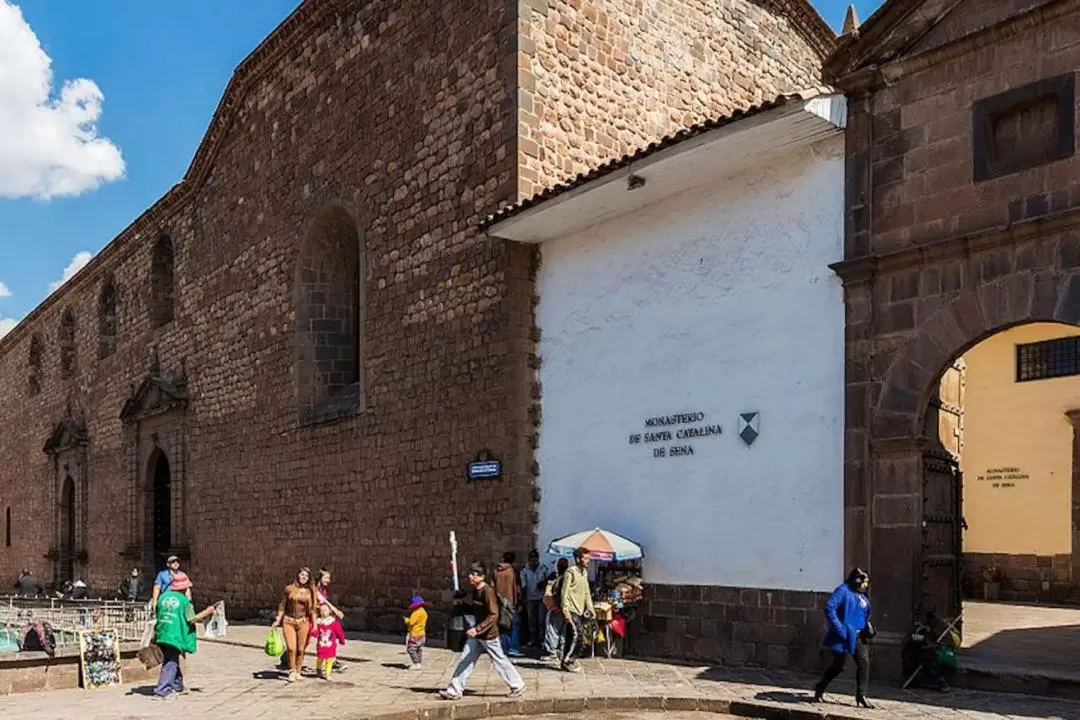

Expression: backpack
xmin=23 ymin=621 xmax=56 ymax=657
xmin=543 ymin=574 xmax=564 ymax=612
xmin=497 ymin=595 xmax=514 ymax=632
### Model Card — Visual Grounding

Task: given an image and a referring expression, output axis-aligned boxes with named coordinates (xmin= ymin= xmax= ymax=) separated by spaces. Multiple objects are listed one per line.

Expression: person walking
xmin=404 ymin=595 xmax=428 ymax=670
xmin=311 ymin=603 xmax=346 ymax=681
xmin=118 ymin=567 xmax=142 ymax=602
xmin=438 ymin=563 xmax=525 ymax=701
xmin=540 ymin=558 xmax=569 ymax=661
xmin=271 ymin=567 xmax=318 ymax=682
xmin=559 ymin=548 xmax=594 ymax=673
xmin=814 ymin=568 xmax=875 ymax=709
xmin=494 ymin=552 xmax=523 ymax=657
xmin=152 ymin=572 xmax=217 ymax=699
xmin=519 ymin=550 xmax=549 ymax=649
xmin=152 ymin=555 xmax=190 ymax=610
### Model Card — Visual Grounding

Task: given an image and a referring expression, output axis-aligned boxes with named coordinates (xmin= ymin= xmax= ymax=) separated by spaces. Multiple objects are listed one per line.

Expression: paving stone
xmin=0 ymin=625 xmax=1075 ymax=720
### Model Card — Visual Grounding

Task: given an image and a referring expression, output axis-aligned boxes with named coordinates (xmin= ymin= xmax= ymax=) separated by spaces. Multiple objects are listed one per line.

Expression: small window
xmin=1016 ymin=336 xmax=1080 ymax=382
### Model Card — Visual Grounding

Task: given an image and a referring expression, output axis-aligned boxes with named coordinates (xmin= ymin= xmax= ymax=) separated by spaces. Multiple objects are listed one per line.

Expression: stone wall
xmin=831 ymin=0 xmax=1080 ymax=676
xmin=0 ymin=0 xmax=532 ymax=614
xmin=515 ymin=0 xmax=833 ymax=196
xmin=632 ymin=584 xmax=829 ymax=671
xmin=963 ymin=552 xmax=1076 ymax=604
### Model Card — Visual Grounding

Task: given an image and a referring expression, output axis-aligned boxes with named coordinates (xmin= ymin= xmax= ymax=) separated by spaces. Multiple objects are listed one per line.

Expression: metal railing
xmin=0 ymin=596 xmax=152 ymax=651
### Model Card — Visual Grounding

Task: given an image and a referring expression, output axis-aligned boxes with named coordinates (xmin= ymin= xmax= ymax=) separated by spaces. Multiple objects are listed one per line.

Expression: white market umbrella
xmin=547 ymin=528 xmax=644 ymax=562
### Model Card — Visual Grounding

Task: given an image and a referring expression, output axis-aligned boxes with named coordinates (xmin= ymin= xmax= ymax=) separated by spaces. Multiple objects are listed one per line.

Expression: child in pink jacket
xmin=311 ymin=603 xmax=345 ymax=680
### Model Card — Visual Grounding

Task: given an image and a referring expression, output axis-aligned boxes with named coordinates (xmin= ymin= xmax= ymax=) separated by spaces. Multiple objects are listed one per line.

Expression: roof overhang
xmin=487 ymin=95 xmax=847 ymax=244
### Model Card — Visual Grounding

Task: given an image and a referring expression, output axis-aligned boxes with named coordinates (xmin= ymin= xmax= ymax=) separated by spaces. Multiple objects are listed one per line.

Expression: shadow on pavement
xmin=252 ymin=670 xmax=287 ymax=681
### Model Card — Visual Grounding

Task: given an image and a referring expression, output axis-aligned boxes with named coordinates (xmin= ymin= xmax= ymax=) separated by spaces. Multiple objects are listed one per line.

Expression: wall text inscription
xmin=629 ymin=411 xmax=722 ymax=458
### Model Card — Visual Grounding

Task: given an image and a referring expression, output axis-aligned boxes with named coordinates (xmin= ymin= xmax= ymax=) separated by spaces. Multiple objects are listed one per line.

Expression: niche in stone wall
xmin=98 ymin=274 xmax=118 ymax=359
xmin=295 ymin=205 xmax=365 ymax=424
xmin=59 ymin=309 xmax=77 ymax=378
xmin=974 ymin=73 xmax=1076 ymax=182
xmin=150 ymin=234 xmax=175 ymax=328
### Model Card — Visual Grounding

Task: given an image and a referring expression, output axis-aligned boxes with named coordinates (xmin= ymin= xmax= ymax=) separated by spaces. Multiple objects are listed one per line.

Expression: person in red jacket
xmin=310 ymin=603 xmax=345 ymax=680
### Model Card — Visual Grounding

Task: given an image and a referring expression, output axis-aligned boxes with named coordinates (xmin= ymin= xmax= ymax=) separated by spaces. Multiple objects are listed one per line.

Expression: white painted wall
xmin=536 ymin=137 xmax=845 ymax=592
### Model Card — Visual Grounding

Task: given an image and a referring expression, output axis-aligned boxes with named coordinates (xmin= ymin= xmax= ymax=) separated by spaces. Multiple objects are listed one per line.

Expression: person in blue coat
xmin=813 ymin=568 xmax=874 ymax=709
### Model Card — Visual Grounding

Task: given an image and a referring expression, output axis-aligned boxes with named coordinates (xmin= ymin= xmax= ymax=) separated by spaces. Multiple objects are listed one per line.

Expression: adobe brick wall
xmin=632 ymin=584 xmax=830 ymax=672
xmin=516 ymin=0 xmax=833 ymax=196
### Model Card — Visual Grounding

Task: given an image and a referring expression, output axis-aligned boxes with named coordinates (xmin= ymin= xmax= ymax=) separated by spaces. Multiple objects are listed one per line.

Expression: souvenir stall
xmin=547 ymin=528 xmax=645 ymax=659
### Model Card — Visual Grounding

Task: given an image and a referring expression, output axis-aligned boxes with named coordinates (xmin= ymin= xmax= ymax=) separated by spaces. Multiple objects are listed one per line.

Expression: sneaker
xmin=508 ymin=686 xmax=525 ymax=698
xmin=539 ymin=654 xmax=555 ymax=662
xmin=409 ymin=664 xmax=423 ymax=671
xmin=508 ymin=648 xmax=525 ymax=658
xmin=438 ymin=689 xmax=461 ymax=701
xmin=562 ymin=662 xmax=582 ymax=673
xmin=286 ymin=672 xmax=297 ymax=683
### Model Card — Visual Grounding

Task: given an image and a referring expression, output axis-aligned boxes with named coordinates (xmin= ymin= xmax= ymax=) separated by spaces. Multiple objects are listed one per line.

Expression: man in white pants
xmin=439 ymin=563 xmax=525 ymax=700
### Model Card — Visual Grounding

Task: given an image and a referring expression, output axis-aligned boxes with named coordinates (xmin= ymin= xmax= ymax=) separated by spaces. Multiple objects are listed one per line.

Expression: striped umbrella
xmin=547 ymin=528 xmax=644 ymax=562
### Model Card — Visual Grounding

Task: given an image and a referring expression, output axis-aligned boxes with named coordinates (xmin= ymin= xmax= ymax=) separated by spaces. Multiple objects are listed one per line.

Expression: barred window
xmin=1016 ymin=336 xmax=1080 ymax=382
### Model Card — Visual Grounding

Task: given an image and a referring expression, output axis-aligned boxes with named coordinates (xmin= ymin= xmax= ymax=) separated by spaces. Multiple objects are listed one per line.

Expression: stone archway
xmin=839 ymin=236 xmax=1080 ymax=674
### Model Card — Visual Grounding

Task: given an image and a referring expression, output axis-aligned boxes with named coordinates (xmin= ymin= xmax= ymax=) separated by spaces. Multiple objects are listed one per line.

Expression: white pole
xmin=449 ymin=531 xmax=460 ymax=593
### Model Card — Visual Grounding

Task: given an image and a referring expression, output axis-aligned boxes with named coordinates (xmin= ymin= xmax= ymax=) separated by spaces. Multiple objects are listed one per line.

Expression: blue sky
xmin=0 ymin=0 xmax=883 ymax=335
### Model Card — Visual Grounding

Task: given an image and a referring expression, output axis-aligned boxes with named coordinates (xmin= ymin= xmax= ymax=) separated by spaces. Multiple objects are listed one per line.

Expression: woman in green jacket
xmin=153 ymin=573 xmax=217 ymax=698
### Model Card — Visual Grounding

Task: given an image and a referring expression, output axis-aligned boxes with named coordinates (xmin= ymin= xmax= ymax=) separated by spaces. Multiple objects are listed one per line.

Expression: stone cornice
xmin=830 ymin=206 xmax=1080 ymax=283
xmin=827 ymin=0 xmax=1077 ymax=93
xmin=0 ymin=0 xmax=353 ymax=357
xmin=772 ymin=0 xmax=839 ymax=60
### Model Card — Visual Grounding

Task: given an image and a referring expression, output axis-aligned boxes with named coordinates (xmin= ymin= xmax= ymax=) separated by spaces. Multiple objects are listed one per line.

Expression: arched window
xmin=98 ymin=274 xmax=118 ymax=358
xmin=28 ymin=334 xmax=42 ymax=397
xmin=295 ymin=206 xmax=364 ymax=422
xmin=59 ymin=308 xmax=77 ymax=377
xmin=150 ymin=234 xmax=175 ymax=328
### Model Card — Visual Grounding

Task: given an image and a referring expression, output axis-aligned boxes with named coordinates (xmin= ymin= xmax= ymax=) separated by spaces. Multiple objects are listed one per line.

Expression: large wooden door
xmin=921 ymin=447 xmax=963 ymax=631
xmin=152 ymin=453 xmax=172 ymax=564
xmin=59 ymin=476 xmax=76 ymax=583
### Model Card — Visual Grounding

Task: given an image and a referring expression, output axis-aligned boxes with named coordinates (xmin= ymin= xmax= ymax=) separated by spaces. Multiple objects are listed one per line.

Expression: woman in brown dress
xmin=272 ymin=567 xmax=318 ymax=682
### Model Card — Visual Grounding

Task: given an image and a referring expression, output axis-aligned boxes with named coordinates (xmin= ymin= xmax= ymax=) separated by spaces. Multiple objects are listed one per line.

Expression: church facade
xmin=0 ymin=0 xmax=831 ymax=636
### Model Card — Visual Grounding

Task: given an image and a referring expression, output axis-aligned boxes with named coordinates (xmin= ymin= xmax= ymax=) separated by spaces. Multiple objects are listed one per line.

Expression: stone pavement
xmin=963 ymin=601 xmax=1080 ymax=681
xmin=0 ymin=624 xmax=1076 ymax=719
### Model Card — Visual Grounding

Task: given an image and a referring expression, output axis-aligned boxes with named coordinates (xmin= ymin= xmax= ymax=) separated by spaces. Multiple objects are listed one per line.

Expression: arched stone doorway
xmin=149 ymin=450 xmax=172 ymax=566
xmin=59 ymin=476 xmax=76 ymax=583
xmin=840 ymin=256 xmax=1080 ymax=676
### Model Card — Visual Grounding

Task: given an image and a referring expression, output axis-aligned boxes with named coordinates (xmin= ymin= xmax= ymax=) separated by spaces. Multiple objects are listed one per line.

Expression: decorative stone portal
xmin=43 ymin=412 xmax=89 ymax=586
xmin=118 ymin=356 xmax=190 ymax=571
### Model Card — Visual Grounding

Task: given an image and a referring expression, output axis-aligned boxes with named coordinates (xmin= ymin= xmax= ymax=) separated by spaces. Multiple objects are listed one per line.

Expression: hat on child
xmin=409 ymin=596 xmax=425 ymax=609
xmin=171 ymin=572 xmax=193 ymax=591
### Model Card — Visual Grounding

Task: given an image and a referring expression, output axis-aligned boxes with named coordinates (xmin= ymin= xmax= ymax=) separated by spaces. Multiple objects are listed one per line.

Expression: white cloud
xmin=49 ymin=250 xmax=93 ymax=292
xmin=0 ymin=281 xmax=10 ymax=298
xmin=0 ymin=318 xmax=16 ymax=338
xmin=0 ymin=1 xmax=124 ymax=199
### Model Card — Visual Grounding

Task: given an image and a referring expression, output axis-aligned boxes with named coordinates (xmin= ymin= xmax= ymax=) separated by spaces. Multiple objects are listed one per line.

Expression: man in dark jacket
xmin=493 ymin=552 xmax=522 ymax=657
xmin=439 ymin=563 xmax=525 ymax=701
xmin=118 ymin=567 xmax=142 ymax=601
xmin=14 ymin=570 xmax=42 ymax=597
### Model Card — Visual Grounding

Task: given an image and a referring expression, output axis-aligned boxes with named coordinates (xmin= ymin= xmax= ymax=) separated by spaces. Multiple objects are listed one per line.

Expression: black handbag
xmin=860 ymin=621 xmax=877 ymax=643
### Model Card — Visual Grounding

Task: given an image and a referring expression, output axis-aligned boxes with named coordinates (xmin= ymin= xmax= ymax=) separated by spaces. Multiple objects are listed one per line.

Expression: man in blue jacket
xmin=813 ymin=568 xmax=874 ymax=709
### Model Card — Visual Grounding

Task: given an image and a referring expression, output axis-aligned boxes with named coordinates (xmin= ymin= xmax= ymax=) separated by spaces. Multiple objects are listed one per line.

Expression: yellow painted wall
xmin=961 ymin=323 xmax=1080 ymax=555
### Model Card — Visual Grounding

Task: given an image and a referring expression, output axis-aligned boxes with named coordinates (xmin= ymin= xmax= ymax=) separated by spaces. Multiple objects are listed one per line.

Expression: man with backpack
xmin=559 ymin=548 xmax=594 ymax=673
xmin=539 ymin=558 xmax=569 ymax=661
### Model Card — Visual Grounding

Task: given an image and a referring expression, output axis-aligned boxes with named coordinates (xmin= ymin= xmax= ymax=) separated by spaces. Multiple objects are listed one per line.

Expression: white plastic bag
xmin=140 ymin=619 xmax=156 ymax=649
xmin=204 ymin=601 xmax=228 ymax=639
